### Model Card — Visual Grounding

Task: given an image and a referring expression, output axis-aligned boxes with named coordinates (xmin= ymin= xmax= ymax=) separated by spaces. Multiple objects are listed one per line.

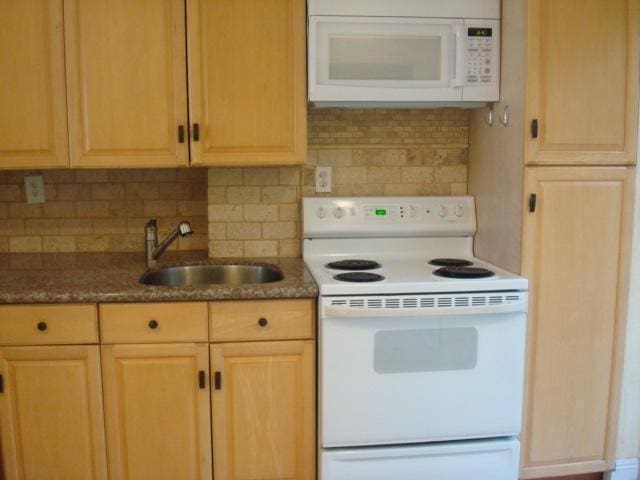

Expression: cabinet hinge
xmin=529 ymin=193 xmax=537 ymax=213
xmin=531 ymin=119 xmax=539 ymax=139
xmin=214 ymin=371 xmax=222 ymax=390
xmin=199 ymin=370 xmax=206 ymax=389
xmin=178 ymin=125 xmax=185 ymax=144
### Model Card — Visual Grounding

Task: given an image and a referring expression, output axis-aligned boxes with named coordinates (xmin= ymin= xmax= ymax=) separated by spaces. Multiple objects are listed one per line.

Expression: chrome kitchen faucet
xmin=145 ymin=218 xmax=193 ymax=268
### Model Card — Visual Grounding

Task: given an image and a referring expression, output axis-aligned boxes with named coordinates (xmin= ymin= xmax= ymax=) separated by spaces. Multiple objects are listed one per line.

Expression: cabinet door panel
xmin=0 ymin=346 xmax=107 ymax=480
xmin=211 ymin=341 xmax=315 ymax=480
xmin=65 ymin=0 xmax=188 ymax=168
xmin=0 ymin=0 xmax=68 ymax=169
xmin=187 ymin=0 xmax=306 ymax=166
xmin=526 ymin=0 xmax=639 ymax=165
xmin=520 ymin=167 xmax=634 ymax=478
xmin=101 ymin=343 xmax=211 ymax=480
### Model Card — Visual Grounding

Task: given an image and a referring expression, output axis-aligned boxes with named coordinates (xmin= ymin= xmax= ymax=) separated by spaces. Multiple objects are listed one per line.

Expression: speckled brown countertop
xmin=0 ymin=251 xmax=318 ymax=304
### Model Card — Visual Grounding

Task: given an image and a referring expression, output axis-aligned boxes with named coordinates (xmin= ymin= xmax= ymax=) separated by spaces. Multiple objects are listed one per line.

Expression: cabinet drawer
xmin=210 ymin=299 xmax=315 ymax=342
xmin=0 ymin=304 xmax=98 ymax=345
xmin=100 ymin=303 xmax=208 ymax=344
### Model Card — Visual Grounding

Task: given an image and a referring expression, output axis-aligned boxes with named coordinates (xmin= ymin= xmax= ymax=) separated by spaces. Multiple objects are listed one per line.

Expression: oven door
xmin=308 ymin=16 xmax=465 ymax=103
xmin=319 ymin=293 xmax=527 ymax=447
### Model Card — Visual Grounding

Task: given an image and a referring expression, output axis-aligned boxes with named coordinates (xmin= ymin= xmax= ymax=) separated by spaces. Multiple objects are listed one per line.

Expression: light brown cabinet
xmin=0 ymin=345 xmax=108 ymax=480
xmin=210 ymin=340 xmax=315 ymax=480
xmin=525 ymin=0 xmax=639 ymax=165
xmin=101 ymin=343 xmax=212 ymax=480
xmin=0 ymin=0 xmax=69 ymax=169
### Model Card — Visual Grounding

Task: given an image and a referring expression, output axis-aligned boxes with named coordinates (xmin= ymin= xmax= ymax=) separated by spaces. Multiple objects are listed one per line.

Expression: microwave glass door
xmin=310 ymin=17 xmax=464 ymax=101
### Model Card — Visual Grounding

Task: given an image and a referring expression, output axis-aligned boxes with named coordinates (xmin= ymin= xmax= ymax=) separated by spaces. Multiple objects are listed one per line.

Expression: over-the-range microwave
xmin=308 ymin=0 xmax=501 ymax=108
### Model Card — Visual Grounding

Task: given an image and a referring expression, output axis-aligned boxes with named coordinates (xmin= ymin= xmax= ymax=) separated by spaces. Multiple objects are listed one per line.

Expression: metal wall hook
xmin=500 ymin=105 xmax=510 ymax=126
xmin=484 ymin=105 xmax=494 ymax=127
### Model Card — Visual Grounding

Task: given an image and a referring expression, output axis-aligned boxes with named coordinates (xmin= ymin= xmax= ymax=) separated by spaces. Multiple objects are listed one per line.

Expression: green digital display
xmin=468 ymin=27 xmax=493 ymax=37
xmin=375 ymin=209 xmax=387 ymax=216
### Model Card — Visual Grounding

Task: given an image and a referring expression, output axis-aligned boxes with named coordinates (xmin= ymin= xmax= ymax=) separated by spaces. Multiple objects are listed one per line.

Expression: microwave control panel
xmin=466 ymin=26 xmax=495 ymax=85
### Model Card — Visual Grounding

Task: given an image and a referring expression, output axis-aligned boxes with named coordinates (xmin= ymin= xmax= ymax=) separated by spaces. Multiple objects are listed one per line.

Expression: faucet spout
xmin=145 ymin=219 xmax=193 ymax=268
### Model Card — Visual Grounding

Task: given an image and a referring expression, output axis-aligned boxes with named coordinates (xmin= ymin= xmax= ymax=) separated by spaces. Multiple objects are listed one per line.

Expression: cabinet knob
xmin=37 ymin=321 xmax=47 ymax=332
xmin=258 ymin=317 xmax=268 ymax=327
xmin=148 ymin=319 xmax=159 ymax=329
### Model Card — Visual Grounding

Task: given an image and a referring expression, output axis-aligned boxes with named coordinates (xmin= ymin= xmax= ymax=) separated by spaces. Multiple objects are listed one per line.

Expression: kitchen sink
xmin=140 ymin=264 xmax=284 ymax=287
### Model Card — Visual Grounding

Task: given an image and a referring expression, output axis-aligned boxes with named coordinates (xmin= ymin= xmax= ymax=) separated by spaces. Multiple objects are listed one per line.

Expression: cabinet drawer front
xmin=0 ymin=304 xmax=98 ymax=345
xmin=100 ymin=303 xmax=208 ymax=344
xmin=210 ymin=299 xmax=315 ymax=342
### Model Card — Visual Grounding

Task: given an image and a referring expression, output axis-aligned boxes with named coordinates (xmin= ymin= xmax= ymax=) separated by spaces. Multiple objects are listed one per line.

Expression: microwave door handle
xmin=452 ymin=25 xmax=465 ymax=88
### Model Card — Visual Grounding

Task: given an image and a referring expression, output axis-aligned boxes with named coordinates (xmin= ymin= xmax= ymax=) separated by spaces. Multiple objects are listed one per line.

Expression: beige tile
xmin=108 ymin=235 xmax=143 ymax=252
xmin=178 ymin=200 xmax=207 ymax=216
xmin=42 ymin=236 xmax=76 ymax=253
xmin=208 ymin=168 xmax=243 ymax=186
xmin=125 ymin=183 xmax=159 ymax=200
xmin=92 ymin=218 xmax=128 ymax=234
xmin=0 ymin=219 xmax=25 ymax=236
xmin=126 ymin=218 xmax=149 ymax=234
xmin=177 ymin=168 xmax=207 ymax=183
xmin=262 ymin=222 xmax=297 ymax=240
xmin=9 ymin=236 xmax=42 ymax=253
xmin=434 ymin=165 xmax=467 ymax=183
xmin=109 ymin=200 xmax=145 ymax=218
xmin=417 ymin=183 xmax=451 ymax=195
xmin=159 ymin=183 xmax=191 ymax=200
xmin=76 ymin=201 xmax=110 ymax=217
xmin=243 ymin=240 xmax=278 ymax=257
xmin=42 ymin=170 xmax=76 ymax=183
xmin=352 ymin=149 xmax=387 ymax=166
xmin=279 ymin=167 xmax=301 ymax=186
xmin=25 ymin=219 xmax=59 ymax=235
xmin=43 ymin=201 xmax=76 ymax=218
xmin=178 ymin=233 xmax=208 ymax=251
xmin=0 ymin=237 xmax=8 ymax=253
xmin=9 ymin=203 xmax=42 ymax=219
xmin=208 ymin=205 xmax=243 ymax=222
xmin=243 ymin=167 xmax=280 ymax=186
xmin=75 ymin=170 xmax=109 ymax=183
xmin=108 ymin=169 xmax=145 ymax=183
xmin=450 ymin=183 xmax=467 ymax=195
xmin=208 ymin=187 xmax=226 ymax=204
xmin=384 ymin=184 xmax=418 ymax=196
xmin=227 ymin=186 xmax=261 ymax=204
xmin=209 ymin=240 xmax=243 ymax=258
xmin=44 ymin=184 xmax=56 ymax=201
xmin=333 ymin=167 xmax=367 ymax=185
xmin=208 ymin=223 xmax=227 ymax=240
xmin=59 ymin=219 xmax=93 ymax=235
xmin=227 ymin=223 xmax=261 ymax=240
xmin=318 ymin=149 xmax=352 ymax=167
xmin=279 ymin=204 xmax=299 ymax=221
xmin=278 ymin=240 xmax=301 ymax=258
xmin=143 ymin=169 xmax=176 ymax=182
xmin=402 ymin=167 xmax=435 ymax=184
xmin=244 ymin=205 xmax=279 ymax=222
xmin=306 ymin=150 xmax=318 ymax=166
xmin=56 ymin=184 xmax=92 ymax=201
xmin=191 ymin=183 xmax=208 ymax=200
xmin=262 ymin=186 xmax=298 ymax=203
xmin=144 ymin=200 xmax=178 ymax=217
xmin=0 ymin=204 xmax=8 ymax=219
xmin=0 ymin=185 xmax=22 ymax=202
xmin=91 ymin=183 xmax=125 ymax=200
xmin=76 ymin=235 xmax=110 ymax=252
xmin=366 ymin=166 xmax=403 ymax=184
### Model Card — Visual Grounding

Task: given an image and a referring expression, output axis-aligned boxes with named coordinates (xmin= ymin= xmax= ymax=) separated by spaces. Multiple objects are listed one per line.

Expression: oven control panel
xmin=303 ymin=196 xmax=476 ymax=238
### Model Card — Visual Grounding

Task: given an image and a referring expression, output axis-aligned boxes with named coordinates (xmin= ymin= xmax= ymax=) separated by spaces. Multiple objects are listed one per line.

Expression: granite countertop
xmin=0 ymin=251 xmax=318 ymax=304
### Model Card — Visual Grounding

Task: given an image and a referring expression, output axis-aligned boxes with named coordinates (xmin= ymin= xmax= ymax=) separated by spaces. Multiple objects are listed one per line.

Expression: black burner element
xmin=429 ymin=258 xmax=474 ymax=267
xmin=433 ymin=266 xmax=495 ymax=279
xmin=334 ymin=272 xmax=385 ymax=282
xmin=326 ymin=259 xmax=382 ymax=270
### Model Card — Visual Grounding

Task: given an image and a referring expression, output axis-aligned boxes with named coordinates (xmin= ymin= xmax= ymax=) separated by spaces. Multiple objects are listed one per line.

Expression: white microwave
xmin=308 ymin=0 xmax=501 ymax=107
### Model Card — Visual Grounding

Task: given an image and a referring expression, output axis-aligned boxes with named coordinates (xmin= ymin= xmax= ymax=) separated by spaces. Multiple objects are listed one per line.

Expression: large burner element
xmin=433 ymin=266 xmax=495 ymax=279
xmin=429 ymin=258 xmax=474 ymax=267
xmin=326 ymin=259 xmax=382 ymax=270
xmin=334 ymin=272 xmax=385 ymax=282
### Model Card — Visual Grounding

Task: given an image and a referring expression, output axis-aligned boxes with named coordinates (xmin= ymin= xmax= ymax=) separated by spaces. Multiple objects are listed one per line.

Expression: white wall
xmin=616 ymin=120 xmax=640 ymax=459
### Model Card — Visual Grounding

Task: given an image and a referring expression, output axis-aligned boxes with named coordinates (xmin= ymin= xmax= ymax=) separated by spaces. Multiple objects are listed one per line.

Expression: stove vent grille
xmin=328 ymin=292 xmax=526 ymax=311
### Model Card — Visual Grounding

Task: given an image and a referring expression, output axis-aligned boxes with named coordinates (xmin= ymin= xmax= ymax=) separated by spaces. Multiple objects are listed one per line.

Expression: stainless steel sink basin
xmin=140 ymin=264 xmax=284 ymax=287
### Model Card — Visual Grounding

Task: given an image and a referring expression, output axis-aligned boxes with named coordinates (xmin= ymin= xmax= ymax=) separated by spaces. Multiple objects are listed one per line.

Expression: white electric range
xmin=303 ymin=196 xmax=528 ymax=480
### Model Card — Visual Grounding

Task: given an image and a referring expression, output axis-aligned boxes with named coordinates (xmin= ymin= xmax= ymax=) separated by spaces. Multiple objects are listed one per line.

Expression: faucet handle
xmin=145 ymin=218 xmax=158 ymax=242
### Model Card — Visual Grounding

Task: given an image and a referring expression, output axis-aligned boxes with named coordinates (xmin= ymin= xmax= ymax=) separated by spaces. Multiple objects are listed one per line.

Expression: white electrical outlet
xmin=24 ymin=175 xmax=45 ymax=204
xmin=315 ymin=166 xmax=332 ymax=193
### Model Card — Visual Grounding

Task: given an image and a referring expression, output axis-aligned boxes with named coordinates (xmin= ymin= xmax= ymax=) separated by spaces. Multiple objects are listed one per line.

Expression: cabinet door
xmin=526 ymin=0 xmax=639 ymax=165
xmin=211 ymin=341 xmax=315 ymax=480
xmin=520 ymin=167 xmax=635 ymax=478
xmin=101 ymin=343 xmax=212 ymax=480
xmin=0 ymin=0 xmax=69 ymax=169
xmin=187 ymin=0 xmax=307 ymax=166
xmin=0 ymin=346 xmax=107 ymax=480
xmin=64 ymin=0 xmax=189 ymax=168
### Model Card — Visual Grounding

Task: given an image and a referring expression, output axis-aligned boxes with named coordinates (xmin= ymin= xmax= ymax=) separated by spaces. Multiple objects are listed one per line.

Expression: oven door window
xmin=374 ymin=328 xmax=478 ymax=374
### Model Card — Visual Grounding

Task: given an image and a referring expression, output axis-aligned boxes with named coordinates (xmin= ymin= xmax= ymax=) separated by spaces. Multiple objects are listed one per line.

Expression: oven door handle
xmin=323 ymin=302 xmax=527 ymax=318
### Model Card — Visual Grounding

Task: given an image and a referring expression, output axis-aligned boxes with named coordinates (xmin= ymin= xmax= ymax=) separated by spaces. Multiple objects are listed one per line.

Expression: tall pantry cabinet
xmin=468 ymin=0 xmax=639 ymax=478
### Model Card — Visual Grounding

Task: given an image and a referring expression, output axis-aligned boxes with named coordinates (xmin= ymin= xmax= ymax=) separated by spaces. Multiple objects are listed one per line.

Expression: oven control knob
xmin=455 ymin=204 xmax=464 ymax=217
xmin=333 ymin=207 xmax=345 ymax=219
xmin=316 ymin=207 xmax=327 ymax=219
xmin=437 ymin=205 xmax=448 ymax=218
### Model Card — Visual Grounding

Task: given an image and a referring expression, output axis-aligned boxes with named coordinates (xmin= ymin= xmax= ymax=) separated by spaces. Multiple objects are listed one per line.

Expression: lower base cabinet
xmin=101 ymin=343 xmax=212 ymax=480
xmin=0 ymin=345 xmax=108 ymax=480
xmin=210 ymin=340 xmax=316 ymax=480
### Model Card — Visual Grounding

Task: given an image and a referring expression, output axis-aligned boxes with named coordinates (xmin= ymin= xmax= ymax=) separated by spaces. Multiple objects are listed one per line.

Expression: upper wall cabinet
xmin=526 ymin=0 xmax=639 ymax=165
xmin=0 ymin=0 xmax=69 ymax=169
xmin=187 ymin=0 xmax=307 ymax=166
xmin=64 ymin=0 xmax=189 ymax=168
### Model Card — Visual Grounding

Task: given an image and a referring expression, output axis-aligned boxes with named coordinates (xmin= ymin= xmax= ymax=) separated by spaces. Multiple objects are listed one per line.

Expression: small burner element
xmin=429 ymin=258 xmax=474 ymax=267
xmin=433 ymin=266 xmax=495 ymax=279
xmin=334 ymin=272 xmax=385 ymax=282
xmin=326 ymin=259 xmax=382 ymax=270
